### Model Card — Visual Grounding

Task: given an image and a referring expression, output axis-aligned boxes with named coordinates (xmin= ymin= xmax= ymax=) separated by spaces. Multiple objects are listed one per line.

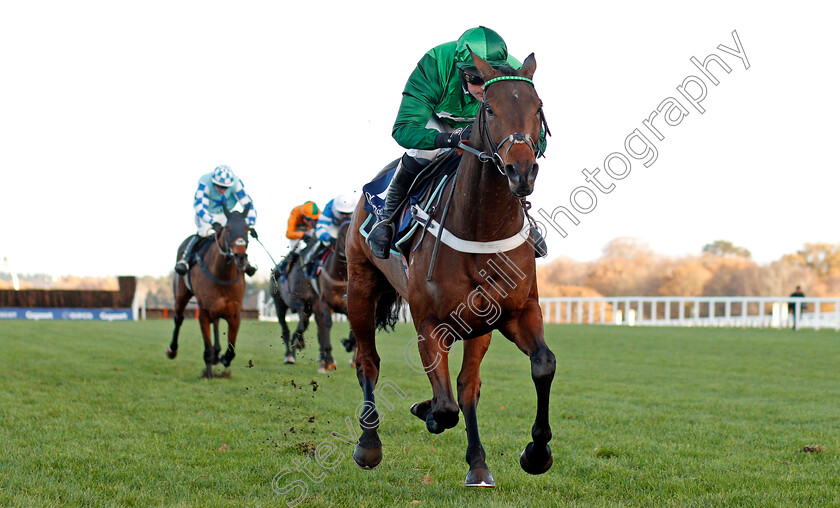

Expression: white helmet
xmin=211 ymin=165 xmax=236 ymax=187
xmin=332 ymin=194 xmax=356 ymax=214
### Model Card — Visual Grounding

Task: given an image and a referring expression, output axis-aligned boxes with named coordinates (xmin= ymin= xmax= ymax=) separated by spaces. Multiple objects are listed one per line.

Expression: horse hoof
xmin=519 ymin=442 xmax=553 ymax=475
xmin=326 ymin=361 xmax=336 ymax=371
xmin=349 ymin=359 xmax=356 ymax=369
xmin=425 ymin=414 xmax=445 ymax=434
xmin=465 ymin=468 xmax=495 ymax=488
xmin=284 ymin=355 xmax=296 ymax=364
xmin=352 ymin=444 xmax=382 ymax=470
xmin=165 ymin=348 xmax=177 ymax=359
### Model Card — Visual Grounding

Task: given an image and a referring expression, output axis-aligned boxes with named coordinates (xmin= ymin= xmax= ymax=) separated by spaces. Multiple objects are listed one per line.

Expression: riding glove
xmin=433 ymin=125 xmax=472 ymax=148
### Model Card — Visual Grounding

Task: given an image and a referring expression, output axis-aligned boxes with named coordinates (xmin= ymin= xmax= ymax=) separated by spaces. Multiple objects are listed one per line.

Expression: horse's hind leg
xmin=346 ymin=263 xmax=384 ymax=469
xmin=458 ymin=333 xmax=494 ymax=487
xmin=499 ymin=298 xmax=556 ymax=475
xmin=167 ymin=277 xmax=192 ymax=359
xmin=198 ymin=308 xmax=215 ymax=379
xmin=212 ymin=321 xmax=221 ymax=364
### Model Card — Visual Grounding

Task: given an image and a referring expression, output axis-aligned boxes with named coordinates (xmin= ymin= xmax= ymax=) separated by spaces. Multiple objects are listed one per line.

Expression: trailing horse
xmin=345 ymin=50 xmax=554 ymax=487
xmin=167 ymin=203 xmax=251 ymax=379
xmin=316 ymin=220 xmax=356 ymax=366
xmin=269 ymin=222 xmax=352 ymax=373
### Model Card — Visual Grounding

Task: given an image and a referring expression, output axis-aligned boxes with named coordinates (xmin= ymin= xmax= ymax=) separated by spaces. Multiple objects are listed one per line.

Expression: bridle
xmin=458 ymin=75 xmax=551 ymax=175
xmin=214 ymin=222 xmax=248 ymax=262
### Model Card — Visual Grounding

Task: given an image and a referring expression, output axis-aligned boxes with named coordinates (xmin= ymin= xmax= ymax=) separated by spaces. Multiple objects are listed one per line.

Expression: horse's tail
xmin=374 ymin=289 xmax=403 ymax=332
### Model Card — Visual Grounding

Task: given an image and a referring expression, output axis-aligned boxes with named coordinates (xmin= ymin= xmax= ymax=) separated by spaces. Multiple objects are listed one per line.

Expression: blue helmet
xmin=211 ymin=165 xmax=236 ymax=187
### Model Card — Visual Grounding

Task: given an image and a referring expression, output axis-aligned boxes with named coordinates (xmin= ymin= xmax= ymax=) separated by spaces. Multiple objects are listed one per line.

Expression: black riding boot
xmin=304 ymin=244 xmax=328 ymax=278
xmin=276 ymin=251 xmax=298 ymax=280
xmin=175 ymin=235 xmax=199 ymax=275
xmin=367 ymin=154 xmax=425 ymax=259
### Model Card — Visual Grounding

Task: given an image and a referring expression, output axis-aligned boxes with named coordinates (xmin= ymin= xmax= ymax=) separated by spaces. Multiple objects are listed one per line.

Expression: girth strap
xmin=411 ymin=205 xmax=531 ymax=254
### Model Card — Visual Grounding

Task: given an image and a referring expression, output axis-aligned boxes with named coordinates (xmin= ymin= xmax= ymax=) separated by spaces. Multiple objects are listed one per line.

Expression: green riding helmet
xmin=455 ymin=26 xmax=510 ymax=75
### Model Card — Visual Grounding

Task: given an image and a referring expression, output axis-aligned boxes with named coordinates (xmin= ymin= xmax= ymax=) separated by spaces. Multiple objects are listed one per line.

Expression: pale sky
xmin=3 ymin=1 xmax=838 ymax=279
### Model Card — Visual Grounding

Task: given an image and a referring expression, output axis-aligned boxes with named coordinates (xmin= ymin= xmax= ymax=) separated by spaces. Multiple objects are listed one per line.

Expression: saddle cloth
xmin=361 ymin=153 xmax=460 ymax=257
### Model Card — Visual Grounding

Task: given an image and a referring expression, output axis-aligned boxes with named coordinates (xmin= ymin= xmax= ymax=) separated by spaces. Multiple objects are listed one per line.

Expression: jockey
xmin=302 ymin=194 xmax=356 ymax=278
xmin=367 ymin=26 xmax=547 ymax=259
xmin=274 ymin=201 xmax=320 ymax=280
xmin=174 ymin=165 xmax=258 ymax=276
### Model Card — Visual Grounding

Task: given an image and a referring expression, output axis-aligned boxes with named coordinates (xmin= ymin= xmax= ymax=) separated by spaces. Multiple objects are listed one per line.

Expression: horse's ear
xmin=468 ymin=46 xmax=497 ymax=82
xmin=223 ymin=201 xmax=230 ymax=217
xmin=243 ymin=203 xmax=251 ymax=216
xmin=519 ymin=53 xmax=536 ymax=80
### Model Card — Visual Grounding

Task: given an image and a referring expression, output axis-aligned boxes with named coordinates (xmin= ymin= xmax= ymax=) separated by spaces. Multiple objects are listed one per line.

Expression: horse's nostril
xmin=505 ymin=164 xmax=520 ymax=180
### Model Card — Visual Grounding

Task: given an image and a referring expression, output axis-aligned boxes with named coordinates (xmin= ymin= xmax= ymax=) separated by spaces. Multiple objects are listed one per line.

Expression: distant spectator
xmin=788 ymin=286 xmax=806 ymax=330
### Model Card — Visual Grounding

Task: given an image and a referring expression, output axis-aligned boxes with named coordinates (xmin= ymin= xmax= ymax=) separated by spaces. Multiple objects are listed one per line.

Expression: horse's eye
xmin=485 ymin=105 xmax=494 ymax=117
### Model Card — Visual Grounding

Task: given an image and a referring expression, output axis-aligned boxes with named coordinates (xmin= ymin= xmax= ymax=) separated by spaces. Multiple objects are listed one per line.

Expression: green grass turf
xmin=1 ymin=320 xmax=838 ymax=507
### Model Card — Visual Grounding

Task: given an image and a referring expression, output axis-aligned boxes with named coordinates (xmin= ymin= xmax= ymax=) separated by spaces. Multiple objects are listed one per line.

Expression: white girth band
xmin=411 ymin=205 xmax=531 ymax=254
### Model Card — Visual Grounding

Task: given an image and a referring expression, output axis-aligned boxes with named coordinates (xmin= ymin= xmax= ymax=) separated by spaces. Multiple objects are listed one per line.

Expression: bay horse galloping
xmin=167 ymin=203 xmax=251 ymax=379
xmin=346 ymin=51 xmax=554 ymax=487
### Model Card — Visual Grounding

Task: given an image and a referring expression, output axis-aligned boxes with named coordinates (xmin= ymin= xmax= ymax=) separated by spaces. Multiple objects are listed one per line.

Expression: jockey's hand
xmin=302 ymin=233 xmax=315 ymax=244
xmin=434 ymin=125 xmax=472 ymax=148
xmin=249 ymin=228 xmax=259 ymax=240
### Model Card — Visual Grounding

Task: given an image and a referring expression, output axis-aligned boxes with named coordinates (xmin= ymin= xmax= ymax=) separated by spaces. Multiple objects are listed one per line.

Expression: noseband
xmin=458 ymin=75 xmax=551 ymax=175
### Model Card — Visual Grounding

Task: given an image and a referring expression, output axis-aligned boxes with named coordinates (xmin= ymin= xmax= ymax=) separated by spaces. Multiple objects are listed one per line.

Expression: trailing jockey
xmin=274 ymin=201 xmax=320 ymax=280
xmin=175 ymin=165 xmax=258 ymax=276
xmin=303 ymin=194 xmax=356 ymax=278
xmin=366 ymin=26 xmax=547 ymax=260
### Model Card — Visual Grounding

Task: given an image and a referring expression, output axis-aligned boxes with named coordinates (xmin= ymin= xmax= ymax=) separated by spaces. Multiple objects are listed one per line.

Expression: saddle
xmin=182 ymin=235 xmax=216 ymax=293
xmin=361 ymin=151 xmax=460 ymax=259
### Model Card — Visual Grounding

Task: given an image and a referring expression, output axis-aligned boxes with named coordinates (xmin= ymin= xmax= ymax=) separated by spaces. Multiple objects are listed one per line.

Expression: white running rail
xmin=539 ymin=296 xmax=840 ymax=330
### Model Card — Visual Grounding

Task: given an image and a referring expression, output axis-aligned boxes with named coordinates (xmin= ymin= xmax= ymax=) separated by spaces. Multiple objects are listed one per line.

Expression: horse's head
xmin=469 ymin=48 xmax=546 ymax=197
xmin=222 ymin=202 xmax=251 ymax=272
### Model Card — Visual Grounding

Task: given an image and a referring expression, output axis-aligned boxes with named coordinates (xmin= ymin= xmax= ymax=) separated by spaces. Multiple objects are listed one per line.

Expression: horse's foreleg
xmin=198 ymin=308 xmax=214 ymax=379
xmin=314 ymin=303 xmax=335 ymax=372
xmin=458 ymin=333 xmax=494 ymax=487
xmin=220 ymin=314 xmax=239 ymax=368
xmin=292 ymin=302 xmax=309 ymax=350
xmin=410 ymin=316 xmax=459 ymax=434
xmin=275 ymin=296 xmax=294 ymax=364
xmin=346 ymin=269 xmax=382 ymax=470
xmin=500 ymin=299 xmax=555 ymax=475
